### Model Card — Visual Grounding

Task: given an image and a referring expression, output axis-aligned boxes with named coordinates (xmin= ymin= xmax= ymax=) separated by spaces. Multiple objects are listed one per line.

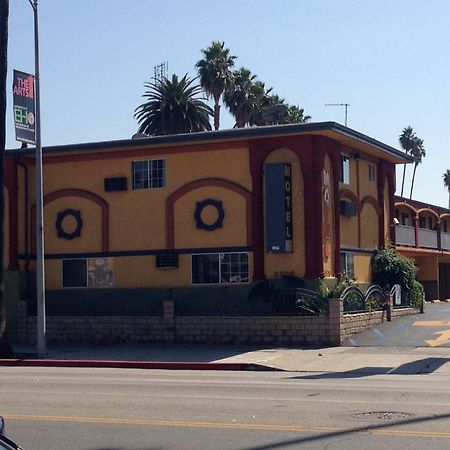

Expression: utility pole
xmin=325 ymin=103 xmax=350 ymax=127
xmin=28 ymin=0 xmax=45 ymax=357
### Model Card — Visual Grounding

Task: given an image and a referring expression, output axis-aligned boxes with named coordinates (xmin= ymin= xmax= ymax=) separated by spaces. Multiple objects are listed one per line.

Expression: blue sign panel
xmin=265 ymin=163 xmax=293 ymax=253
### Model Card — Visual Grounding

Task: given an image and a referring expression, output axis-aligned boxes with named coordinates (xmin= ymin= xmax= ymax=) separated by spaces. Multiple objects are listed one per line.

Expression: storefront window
xmin=192 ymin=253 xmax=249 ymax=284
xmin=62 ymin=258 xmax=114 ymax=288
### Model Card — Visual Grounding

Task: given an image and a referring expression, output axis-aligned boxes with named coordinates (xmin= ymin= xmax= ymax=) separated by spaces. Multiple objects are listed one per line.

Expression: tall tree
xmin=0 ymin=0 xmax=9 ymax=355
xmin=443 ymin=169 xmax=450 ymax=210
xmin=223 ymin=67 xmax=258 ymax=128
xmin=248 ymin=81 xmax=275 ymax=126
xmin=284 ymin=105 xmax=311 ymax=124
xmin=135 ymin=74 xmax=213 ymax=136
xmin=409 ymin=137 xmax=425 ymax=199
xmin=250 ymin=92 xmax=311 ymax=126
xmin=196 ymin=41 xmax=236 ymax=131
xmin=399 ymin=126 xmax=417 ymax=197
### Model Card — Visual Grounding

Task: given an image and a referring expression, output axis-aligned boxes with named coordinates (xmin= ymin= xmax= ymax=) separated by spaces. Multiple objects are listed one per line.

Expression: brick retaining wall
xmin=341 ymin=306 xmax=421 ymax=342
xmin=341 ymin=310 xmax=386 ymax=340
xmin=27 ymin=316 xmax=165 ymax=344
xmin=20 ymin=299 xmax=422 ymax=346
xmin=175 ymin=316 xmax=330 ymax=345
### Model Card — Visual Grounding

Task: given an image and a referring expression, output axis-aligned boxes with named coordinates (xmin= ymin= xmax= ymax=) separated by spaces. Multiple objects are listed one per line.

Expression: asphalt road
xmin=2 ymin=366 xmax=450 ymax=449
xmin=344 ymin=302 xmax=450 ymax=348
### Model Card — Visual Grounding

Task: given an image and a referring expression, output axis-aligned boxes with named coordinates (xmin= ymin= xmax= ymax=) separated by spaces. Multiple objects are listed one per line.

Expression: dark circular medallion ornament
xmin=194 ymin=199 xmax=224 ymax=231
xmin=55 ymin=209 xmax=83 ymax=240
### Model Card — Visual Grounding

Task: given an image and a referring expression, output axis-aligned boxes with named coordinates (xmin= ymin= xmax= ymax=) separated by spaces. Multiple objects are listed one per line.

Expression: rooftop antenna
xmin=325 ymin=103 xmax=350 ymax=127
xmin=154 ymin=61 xmax=168 ymax=81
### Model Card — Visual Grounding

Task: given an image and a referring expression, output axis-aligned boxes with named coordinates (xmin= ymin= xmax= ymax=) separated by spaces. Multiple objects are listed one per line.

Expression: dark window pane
xmin=132 ymin=159 xmax=166 ymax=189
xmin=192 ymin=254 xmax=219 ymax=284
xmin=63 ymin=259 xmax=87 ymax=288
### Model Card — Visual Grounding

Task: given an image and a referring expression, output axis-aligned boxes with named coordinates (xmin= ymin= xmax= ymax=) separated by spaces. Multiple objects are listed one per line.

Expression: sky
xmin=5 ymin=0 xmax=450 ymax=208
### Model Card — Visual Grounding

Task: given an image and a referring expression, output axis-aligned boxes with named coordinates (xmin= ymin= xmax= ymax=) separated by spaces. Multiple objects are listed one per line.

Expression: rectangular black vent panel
xmin=156 ymin=253 xmax=179 ymax=269
xmin=104 ymin=177 xmax=127 ymax=192
xmin=340 ymin=200 xmax=358 ymax=217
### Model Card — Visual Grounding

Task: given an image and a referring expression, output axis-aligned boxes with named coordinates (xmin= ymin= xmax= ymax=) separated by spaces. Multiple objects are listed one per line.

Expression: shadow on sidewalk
xmin=290 ymin=357 xmax=450 ymax=379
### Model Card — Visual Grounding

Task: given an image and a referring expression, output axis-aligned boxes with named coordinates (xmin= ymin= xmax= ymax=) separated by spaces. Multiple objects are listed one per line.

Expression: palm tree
xmin=223 ymin=67 xmax=258 ymax=128
xmin=250 ymin=91 xmax=311 ymax=126
xmin=135 ymin=74 xmax=213 ymax=136
xmin=196 ymin=41 xmax=236 ymax=130
xmin=409 ymin=137 xmax=425 ymax=199
xmin=399 ymin=126 xmax=417 ymax=197
xmin=248 ymin=82 xmax=275 ymax=126
xmin=443 ymin=169 xmax=450 ymax=210
xmin=0 ymin=0 xmax=10 ymax=355
xmin=284 ymin=105 xmax=311 ymax=124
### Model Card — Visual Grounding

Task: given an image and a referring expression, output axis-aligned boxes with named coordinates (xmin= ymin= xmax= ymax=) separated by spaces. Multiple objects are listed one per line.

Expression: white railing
xmin=442 ymin=232 xmax=450 ymax=250
xmin=418 ymin=228 xmax=438 ymax=248
xmin=395 ymin=225 xmax=415 ymax=246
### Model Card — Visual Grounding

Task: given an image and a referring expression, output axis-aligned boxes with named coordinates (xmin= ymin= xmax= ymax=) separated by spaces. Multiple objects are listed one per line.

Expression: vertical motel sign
xmin=265 ymin=163 xmax=293 ymax=253
xmin=12 ymin=70 xmax=36 ymax=144
xmin=323 ymin=169 xmax=332 ymax=260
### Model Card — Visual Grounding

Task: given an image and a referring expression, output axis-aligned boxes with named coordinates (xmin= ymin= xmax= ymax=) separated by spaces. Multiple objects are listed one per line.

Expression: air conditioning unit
xmin=156 ymin=253 xmax=178 ymax=269
xmin=104 ymin=177 xmax=127 ymax=192
xmin=340 ymin=200 xmax=357 ymax=217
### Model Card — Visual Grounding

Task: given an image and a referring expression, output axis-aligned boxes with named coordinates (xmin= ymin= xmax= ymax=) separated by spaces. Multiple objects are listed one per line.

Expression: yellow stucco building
xmin=4 ymin=122 xmax=409 ymax=291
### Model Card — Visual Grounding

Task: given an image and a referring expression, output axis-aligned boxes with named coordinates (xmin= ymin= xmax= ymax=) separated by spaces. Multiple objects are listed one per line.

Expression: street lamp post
xmin=27 ymin=0 xmax=45 ymax=357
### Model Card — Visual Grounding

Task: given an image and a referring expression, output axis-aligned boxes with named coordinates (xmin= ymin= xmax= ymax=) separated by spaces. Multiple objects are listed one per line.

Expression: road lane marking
xmin=413 ymin=320 xmax=450 ymax=347
xmin=413 ymin=321 xmax=450 ymax=327
xmin=4 ymin=414 xmax=450 ymax=439
xmin=425 ymin=329 xmax=450 ymax=347
xmin=412 ymin=321 xmax=450 ymax=347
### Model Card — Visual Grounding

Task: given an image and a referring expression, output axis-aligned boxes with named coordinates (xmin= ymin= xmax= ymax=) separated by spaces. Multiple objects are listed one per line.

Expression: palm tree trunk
xmin=400 ymin=163 xmax=406 ymax=197
xmin=213 ymin=102 xmax=220 ymax=130
xmin=409 ymin=163 xmax=418 ymax=199
xmin=0 ymin=0 xmax=12 ymax=356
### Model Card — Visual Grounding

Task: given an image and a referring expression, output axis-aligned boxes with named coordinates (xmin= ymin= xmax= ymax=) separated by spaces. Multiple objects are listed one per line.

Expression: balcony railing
xmin=442 ymin=232 xmax=450 ymax=250
xmin=395 ymin=225 xmax=415 ymax=246
xmin=418 ymin=228 xmax=438 ymax=249
xmin=395 ymin=225 xmax=444 ymax=250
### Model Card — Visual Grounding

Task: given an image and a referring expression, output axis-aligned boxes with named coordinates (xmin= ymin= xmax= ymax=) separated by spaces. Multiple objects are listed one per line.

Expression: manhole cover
xmin=352 ymin=411 xmax=413 ymax=421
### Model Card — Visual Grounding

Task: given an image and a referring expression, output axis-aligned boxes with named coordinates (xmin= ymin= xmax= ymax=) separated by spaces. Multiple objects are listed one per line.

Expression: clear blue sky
xmin=5 ymin=0 xmax=450 ymax=208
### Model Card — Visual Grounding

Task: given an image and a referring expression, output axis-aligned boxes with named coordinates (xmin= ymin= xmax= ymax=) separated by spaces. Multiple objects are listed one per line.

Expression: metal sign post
xmin=28 ymin=0 xmax=46 ymax=358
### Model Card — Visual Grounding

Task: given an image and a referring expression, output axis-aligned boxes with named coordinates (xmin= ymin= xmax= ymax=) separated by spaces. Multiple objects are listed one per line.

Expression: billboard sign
xmin=12 ymin=70 xmax=36 ymax=144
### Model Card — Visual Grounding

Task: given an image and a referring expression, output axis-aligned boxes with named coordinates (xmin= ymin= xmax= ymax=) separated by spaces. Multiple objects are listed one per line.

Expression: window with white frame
xmin=132 ymin=159 xmax=167 ymax=190
xmin=62 ymin=258 xmax=114 ymax=288
xmin=340 ymin=251 xmax=355 ymax=279
xmin=339 ymin=155 xmax=350 ymax=184
xmin=192 ymin=253 xmax=249 ymax=284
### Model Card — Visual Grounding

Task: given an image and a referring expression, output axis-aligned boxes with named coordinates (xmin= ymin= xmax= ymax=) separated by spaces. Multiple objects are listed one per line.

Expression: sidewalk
xmin=3 ymin=342 xmax=450 ymax=374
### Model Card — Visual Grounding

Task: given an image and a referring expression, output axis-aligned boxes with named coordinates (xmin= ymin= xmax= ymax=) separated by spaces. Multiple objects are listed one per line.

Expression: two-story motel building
xmin=3 ymin=122 xmax=409 ymax=294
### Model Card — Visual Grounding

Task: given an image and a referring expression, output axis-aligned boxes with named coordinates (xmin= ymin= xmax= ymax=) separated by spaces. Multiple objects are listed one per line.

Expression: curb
xmin=0 ymin=359 xmax=282 ymax=372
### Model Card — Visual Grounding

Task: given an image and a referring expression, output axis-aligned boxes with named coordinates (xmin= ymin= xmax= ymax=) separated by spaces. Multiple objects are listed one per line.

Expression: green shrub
xmin=408 ymin=280 xmax=424 ymax=308
xmin=372 ymin=247 xmax=417 ymax=291
xmin=318 ymin=273 xmax=355 ymax=299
